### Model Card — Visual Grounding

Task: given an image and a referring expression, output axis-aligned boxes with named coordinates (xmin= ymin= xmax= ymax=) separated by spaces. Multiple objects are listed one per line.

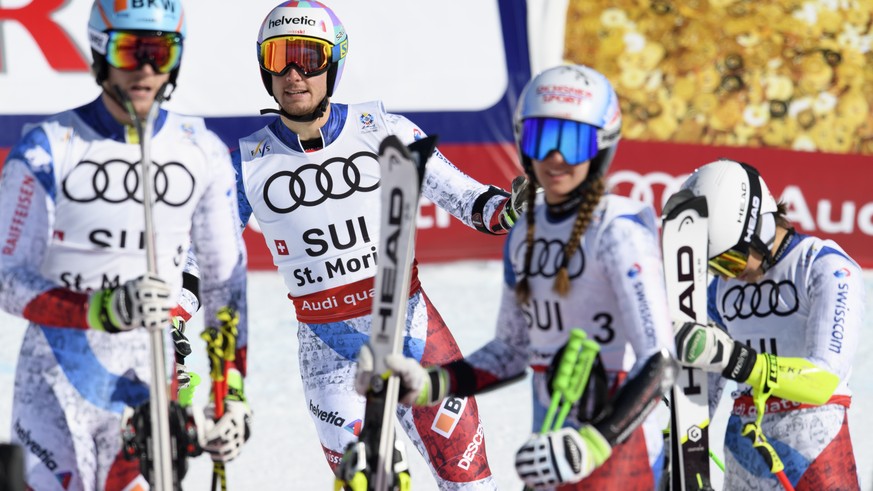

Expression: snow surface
xmin=1 ymin=261 xmax=872 ymax=490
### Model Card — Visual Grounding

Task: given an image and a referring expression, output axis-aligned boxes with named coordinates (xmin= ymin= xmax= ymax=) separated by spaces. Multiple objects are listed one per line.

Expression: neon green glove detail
xmin=744 ymin=353 xmax=840 ymax=406
xmin=578 ymin=425 xmax=611 ymax=467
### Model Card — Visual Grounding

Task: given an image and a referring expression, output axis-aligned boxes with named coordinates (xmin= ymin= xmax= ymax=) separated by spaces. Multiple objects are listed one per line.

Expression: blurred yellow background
xmin=564 ymin=0 xmax=873 ymax=154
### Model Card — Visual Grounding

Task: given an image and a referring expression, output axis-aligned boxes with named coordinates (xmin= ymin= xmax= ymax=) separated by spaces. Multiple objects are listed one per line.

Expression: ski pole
xmin=116 ymin=83 xmax=175 ymax=491
xmin=202 ymin=307 xmax=239 ymax=491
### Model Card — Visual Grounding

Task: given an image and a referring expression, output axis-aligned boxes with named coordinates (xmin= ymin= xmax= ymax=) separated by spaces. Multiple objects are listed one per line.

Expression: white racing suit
xmin=0 ymin=97 xmax=246 ymax=491
xmin=708 ymin=232 xmax=864 ymax=490
xmin=438 ymin=194 xmax=677 ymax=490
xmin=233 ymin=101 xmax=512 ymax=489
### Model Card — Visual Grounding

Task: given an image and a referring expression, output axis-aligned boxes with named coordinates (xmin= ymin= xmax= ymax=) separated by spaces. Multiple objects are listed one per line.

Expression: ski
xmin=336 ymin=134 xmax=436 ymax=491
xmin=115 ymin=83 xmax=177 ymax=490
xmin=661 ymin=189 xmax=713 ymax=491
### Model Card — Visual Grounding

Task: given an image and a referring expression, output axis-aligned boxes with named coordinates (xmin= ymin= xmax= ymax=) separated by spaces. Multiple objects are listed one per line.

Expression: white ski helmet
xmin=680 ymin=159 xmax=779 ymax=267
xmin=513 ymin=64 xmax=622 ymax=179
xmin=256 ymin=0 xmax=348 ymax=99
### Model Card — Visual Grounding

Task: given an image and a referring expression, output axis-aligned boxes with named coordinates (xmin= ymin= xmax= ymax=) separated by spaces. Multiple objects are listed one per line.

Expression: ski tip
xmin=662 ymin=190 xmax=708 ymax=221
xmin=378 ymin=134 xmax=407 ymax=157
xmin=379 ymin=134 xmax=439 ymax=184
xmin=379 ymin=135 xmax=439 ymax=164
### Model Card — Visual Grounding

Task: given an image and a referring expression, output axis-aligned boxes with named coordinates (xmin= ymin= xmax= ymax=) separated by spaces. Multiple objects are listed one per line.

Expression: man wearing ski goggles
xmin=258 ymin=35 xmax=341 ymax=77
xmin=93 ymin=30 xmax=183 ymax=74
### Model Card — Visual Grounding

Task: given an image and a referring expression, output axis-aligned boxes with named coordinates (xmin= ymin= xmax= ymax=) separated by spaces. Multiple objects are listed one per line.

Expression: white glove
xmin=88 ymin=275 xmax=172 ymax=332
xmin=354 ymin=345 xmax=449 ymax=406
xmin=674 ymin=321 xmax=757 ymax=381
xmin=515 ymin=425 xmax=611 ymax=489
xmin=203 ymin=400 xmax=251 ymax=462
xmin=203 ymin=368 xmax=252 ymax=462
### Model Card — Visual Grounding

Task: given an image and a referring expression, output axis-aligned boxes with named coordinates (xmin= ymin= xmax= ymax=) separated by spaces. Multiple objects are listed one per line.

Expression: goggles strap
xmin=739 ymin=162 xmax=763 ymax=245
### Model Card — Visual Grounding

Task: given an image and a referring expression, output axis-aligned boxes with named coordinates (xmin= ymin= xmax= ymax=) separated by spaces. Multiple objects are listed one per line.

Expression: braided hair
xmin=515 ymin=177 xmax=607 ymax=304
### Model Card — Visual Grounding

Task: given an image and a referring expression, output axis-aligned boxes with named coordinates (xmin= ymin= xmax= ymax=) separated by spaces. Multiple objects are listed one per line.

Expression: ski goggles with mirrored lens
xmin=259 ymin=35 xmax=332 ymax=76
xmin=708 ymin=248 xmax=750 ymax=278
xmin=519 ymin=117 xmax=600 ymax=165
xmin=104 ymin=31 xmax=183 ymax=73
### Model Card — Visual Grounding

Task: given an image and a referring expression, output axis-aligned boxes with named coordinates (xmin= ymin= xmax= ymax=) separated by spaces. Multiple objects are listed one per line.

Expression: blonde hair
xmin=515 ymin=177 xmax=606 ymax=304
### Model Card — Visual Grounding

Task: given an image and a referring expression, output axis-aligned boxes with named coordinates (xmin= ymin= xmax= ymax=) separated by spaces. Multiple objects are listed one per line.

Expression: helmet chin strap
xmin=542 ymin=175 xmax=601 ymax=216
xmin=260 ymin=97 xmax=329 ymax=123
xmin=106 ymin=83 xmax=174 ymax=121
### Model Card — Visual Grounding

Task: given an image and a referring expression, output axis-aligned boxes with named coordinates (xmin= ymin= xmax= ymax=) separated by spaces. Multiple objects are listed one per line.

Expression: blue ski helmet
xmin=87 ymin=0 xmax=187 ymax=86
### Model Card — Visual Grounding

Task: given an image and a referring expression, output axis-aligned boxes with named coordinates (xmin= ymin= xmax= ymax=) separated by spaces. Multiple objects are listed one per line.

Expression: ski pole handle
xmin=746 ymin=364 xmax=794 ymax=491
xmin=741 ymin=422 xmax=793 ymax=491
xmin=202 ymin=342 xmax=228 ymax=491
xmin=553 ymin=338 xmax=599 ymax=430
xmin=540 ymin=330 xmax=601 ymax=433
xmin=202 ymin=307 xmax=239 ymax=491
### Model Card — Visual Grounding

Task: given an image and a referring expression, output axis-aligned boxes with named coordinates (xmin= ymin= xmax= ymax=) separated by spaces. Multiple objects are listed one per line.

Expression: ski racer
xmin=356 ymin=64 xmax=678 ymax=490
xmin=229 ymin=1 xmax=525 ymax=488
xmin=671 ymin=159 xmax=863 ymax=490
xmin=0 ymin=1 xmax=248 ymax=488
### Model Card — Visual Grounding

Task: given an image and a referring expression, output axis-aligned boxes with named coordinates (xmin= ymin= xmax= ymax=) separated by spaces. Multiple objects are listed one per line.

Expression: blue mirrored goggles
xmin=519 ymin=117 xmax=600 ymax=165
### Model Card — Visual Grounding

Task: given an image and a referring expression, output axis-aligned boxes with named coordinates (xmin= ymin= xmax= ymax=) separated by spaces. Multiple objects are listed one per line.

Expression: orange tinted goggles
xmin=259 ymin=36 xmax=331 ymax=76
xmin=105 ymin=31 xmax=183 ymax=73
xmin=708 ymin=249 xmax=749 ymax=278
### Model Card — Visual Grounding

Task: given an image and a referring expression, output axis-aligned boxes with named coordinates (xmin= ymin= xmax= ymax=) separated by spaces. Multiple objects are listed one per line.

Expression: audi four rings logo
xmin=263 ymin=152 xmax=380 ymax=214
xmin=62 ymin=159 xmax=195 ymax=207
xmin=607 ymin=170 xmax=690 ymax=209
xmin=513 ymin=238 xmax=585 ymax=278
xmin=721 ymin=280 xmax=799 ymax=320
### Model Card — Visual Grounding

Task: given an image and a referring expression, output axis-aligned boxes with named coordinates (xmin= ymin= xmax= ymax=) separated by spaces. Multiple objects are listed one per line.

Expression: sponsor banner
xmin=5 ymin=138 xmax=873 ymax=268
xmin=246 ymin=141 xmax=873 ymax=269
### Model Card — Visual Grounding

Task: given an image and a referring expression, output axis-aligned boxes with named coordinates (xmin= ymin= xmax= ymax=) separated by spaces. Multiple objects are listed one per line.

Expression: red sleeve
xmin=21 ymin=287 xmax=90 ymax=329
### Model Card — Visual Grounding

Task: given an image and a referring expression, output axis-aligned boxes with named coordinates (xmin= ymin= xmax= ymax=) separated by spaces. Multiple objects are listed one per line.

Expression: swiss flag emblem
xmin=275 ymin=240 xmax=289 ymax=255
